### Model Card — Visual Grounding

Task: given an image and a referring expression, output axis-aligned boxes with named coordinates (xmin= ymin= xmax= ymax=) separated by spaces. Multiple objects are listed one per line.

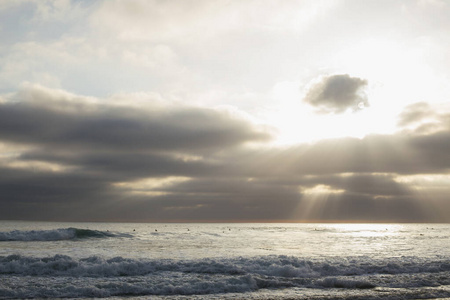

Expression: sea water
xmin=0 ymin=222 xmax=449 ymax=299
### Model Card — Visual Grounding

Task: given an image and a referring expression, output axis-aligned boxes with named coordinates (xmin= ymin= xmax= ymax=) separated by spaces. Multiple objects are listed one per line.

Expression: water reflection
xmin=327 ymin=223 xmax=404 ymax=237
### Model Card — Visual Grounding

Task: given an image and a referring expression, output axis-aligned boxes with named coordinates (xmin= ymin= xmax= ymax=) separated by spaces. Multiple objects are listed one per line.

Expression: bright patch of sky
xmin=2 ymin=1 xmax=450 ymax=145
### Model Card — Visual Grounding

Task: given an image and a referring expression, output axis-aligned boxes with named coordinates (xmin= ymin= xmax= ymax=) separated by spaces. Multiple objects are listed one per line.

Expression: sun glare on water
xmin=330 ymin=223 xmax=403 ymax=237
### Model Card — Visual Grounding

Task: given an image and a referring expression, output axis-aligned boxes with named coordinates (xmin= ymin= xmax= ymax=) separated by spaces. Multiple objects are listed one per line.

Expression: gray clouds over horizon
xmin=303 ymin=74 xmax=369 ymax=114
xmin=0 ymin=85 xmax=449 ymax=222
xmin=2 ymin=1 xmax=450 ymax=224
xmin=0 ymin=86 xmax=269 ymax=154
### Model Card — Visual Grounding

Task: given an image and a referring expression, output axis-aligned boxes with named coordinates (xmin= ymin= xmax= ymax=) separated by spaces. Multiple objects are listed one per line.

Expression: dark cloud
xmin=304 ymin=173 xmax=411 ymax=197
xmin=19 ymin=151 xmax=215 ymax=180
xmin=295 ymin=193 xmax=433 ymax=223
xmin=303 ymin=74 xmax=369 ymax=114
xmin=0 ymin=86 xmax=270 ymax=154
xmin=0 ymin=166 xmax=116 ymax=221
xmin=408 ymin=131 xmax=450 ymax=168
xmin=122 ymin=178 xmax=302 ymax=222
xmin=1 ymin=86 xmax=449 ymax=222
xmin=264 ymin=132 xmax=450 ymax=176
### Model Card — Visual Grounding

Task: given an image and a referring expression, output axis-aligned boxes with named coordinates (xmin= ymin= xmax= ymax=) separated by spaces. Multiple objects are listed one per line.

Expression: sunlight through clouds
xmin=0 ymin=0 xmax=449 ymax=222
xmin=113 ymin=176 xmax=191 ymax=197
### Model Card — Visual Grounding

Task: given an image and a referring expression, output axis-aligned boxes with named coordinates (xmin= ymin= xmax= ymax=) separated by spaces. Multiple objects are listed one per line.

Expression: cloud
xmin=0 ymin=85 xmax=271 ymax=221
xmin=306 ymin=173 xmax=411 ymax=197
xmin=90 ymin=0 xmax=332 ymax=42
xmin=397 ymin=101 xmax=450 ymax=134
xmin=397 ymin=102 xmax=434 ymax=127
xmin=295 ymin=193 xmax=432 ymax=222
xmin=1 ymin=1 xmax=450 ymax=224
xmin=0 ymin=85 xmax=450 ymax=222
xmin=303 ymin=74 xmax=369 ymax=114
xmin=0 ymin=85 xmax=270 ymax=154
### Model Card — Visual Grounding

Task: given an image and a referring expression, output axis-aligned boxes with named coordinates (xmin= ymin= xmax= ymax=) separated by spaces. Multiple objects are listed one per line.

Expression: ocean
xmin=0 ymin=222 xmax=449 ymax=299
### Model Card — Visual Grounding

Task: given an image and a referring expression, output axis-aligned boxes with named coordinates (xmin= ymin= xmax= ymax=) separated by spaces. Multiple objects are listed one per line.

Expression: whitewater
xmin=0 ymin=222 xmax=449 ymax=299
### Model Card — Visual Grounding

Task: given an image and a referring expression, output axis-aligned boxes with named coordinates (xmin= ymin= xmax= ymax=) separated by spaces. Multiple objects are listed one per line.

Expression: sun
xmin=265 ymin=38 xmax=444 ymax=146
xmin=267 ymin=80 xmax=381 ymax=145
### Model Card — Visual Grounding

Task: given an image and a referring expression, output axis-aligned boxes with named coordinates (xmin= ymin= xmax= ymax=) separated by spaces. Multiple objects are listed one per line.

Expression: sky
xmin=1 ymin=0 xmax=450 ymax=223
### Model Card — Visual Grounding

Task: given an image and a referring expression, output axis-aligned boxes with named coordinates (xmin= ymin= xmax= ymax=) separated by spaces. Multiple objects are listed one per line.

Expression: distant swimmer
xmin=133 ymin=229 xmax=135 ymax=232
xmin=155 ymin=229 xmax=157 ymax=232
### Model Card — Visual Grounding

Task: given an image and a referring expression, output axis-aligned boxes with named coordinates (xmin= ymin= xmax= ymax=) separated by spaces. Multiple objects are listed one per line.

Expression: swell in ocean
xmin=0 ymin=228 xmax=131 ymax=241
xmin=1 ymin=254 xmax=449 ymax=299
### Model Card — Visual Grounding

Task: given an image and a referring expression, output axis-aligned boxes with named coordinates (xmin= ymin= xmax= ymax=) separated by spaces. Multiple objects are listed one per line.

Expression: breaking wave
xmin=0 ymin=228 xmax=131 ymax=241
xmin=0 ymin=254 xmax=449 ymax=298
xmin=1 ymin=254 xmax=448 ymax=278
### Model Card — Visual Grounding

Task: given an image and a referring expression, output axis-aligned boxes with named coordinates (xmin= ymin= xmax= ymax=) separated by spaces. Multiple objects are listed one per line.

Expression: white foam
xmin=0 ymin=254 xmax=448 ymax=279
xmin=0 ymin=254 xmax=449 ymax=298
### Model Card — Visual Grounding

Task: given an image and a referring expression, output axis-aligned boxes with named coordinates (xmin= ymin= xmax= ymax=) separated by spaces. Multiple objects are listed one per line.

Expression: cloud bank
xmin=0 ymin=85 xmax=449 ymax=222
xmin=1 ymin=1 xmax=450 ymax=223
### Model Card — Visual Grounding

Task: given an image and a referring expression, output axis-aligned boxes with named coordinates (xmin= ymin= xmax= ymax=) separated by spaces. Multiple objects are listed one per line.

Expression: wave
xmin=1 ymin=254 xmax=448 ymax=278
xmin=0 ymin=228 xmax=131 ymax=241
xmin=0 ymin=254 xmax=449 ymax=298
